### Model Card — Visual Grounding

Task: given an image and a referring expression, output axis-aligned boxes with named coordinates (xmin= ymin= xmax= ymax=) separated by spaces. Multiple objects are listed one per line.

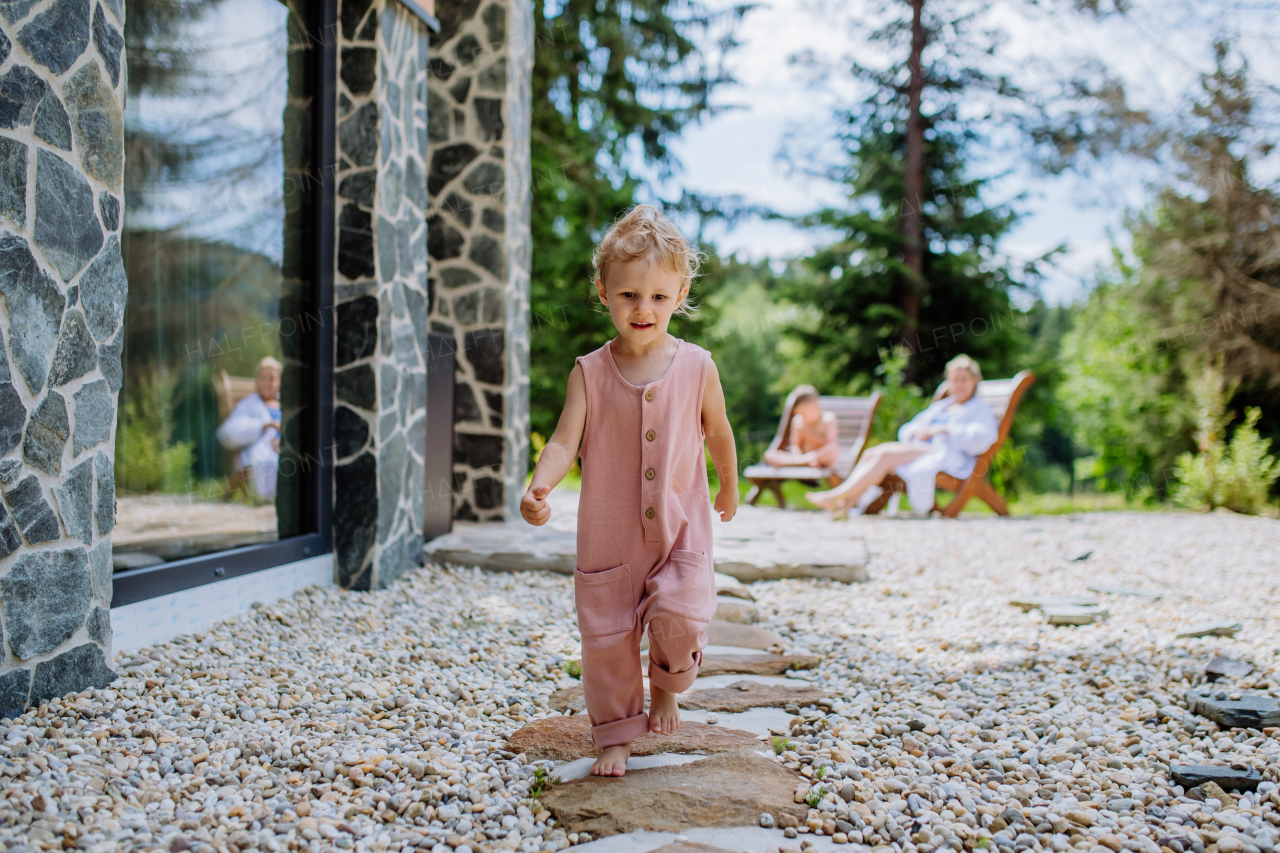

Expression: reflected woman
xmin=806 ymin=355 xmax=997 ymax=517
xmin=217 ymin=357 xmax=283 ymax=500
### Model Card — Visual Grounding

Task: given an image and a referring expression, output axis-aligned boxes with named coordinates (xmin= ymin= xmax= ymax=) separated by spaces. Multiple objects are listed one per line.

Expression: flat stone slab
xmin=649 ymin=844 xmax=737 ymax=853
xmin=555 ymin=753 xmax=709 ymax=782
xmin=572 ymin=827 xmax=845 ymax=853
xmin=1042 ymin=605 xmax=1109 ymax=626
xmin=714 ymin=572 xmax=754 ymax=601
xmin=699 ymin=653 xmax=820 ymax=677
xmin=1170 ymin=764 xmax=1263 ymax=792
xmin=425 ymin=491 xmax=870 ymax=583
xmin=1185 ymin=689 xmax=1280 ymax=729
xmin=551 ymin=673 xmax=809 ymax=714
xmin=1178 ymin=622 xmax=1243 ymax=639
xmin=505 ymin=714 xmax=758 ymax=761
xmin=705 ymin=621 xmax=784 ymax=651
xmin=680 ymin=680 xmax=832 ymax=714
xmin=549 ymin=684 xmax=587 ymax=713
xmin=425 ymin=522 xmax=576 ymax=574
xmin=681 ymin=707 xmax=793 ymax=738
xmin=714 ymin=596 xmax=759 ymax=624
xmin=639 ymin=624 xmax=784 ymax=653
xmin=539 ymin=751 xmax=808 ymax=837
xmin=1205 ymin=656 xmax=1253 ymax=681
xmin=1009 ymin=595 xmax=1098 ymax=612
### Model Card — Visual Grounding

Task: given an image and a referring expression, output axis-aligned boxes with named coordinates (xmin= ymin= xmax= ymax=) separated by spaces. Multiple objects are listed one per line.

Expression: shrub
xmin=1172 ymin=365 xmax=1279 ymax=515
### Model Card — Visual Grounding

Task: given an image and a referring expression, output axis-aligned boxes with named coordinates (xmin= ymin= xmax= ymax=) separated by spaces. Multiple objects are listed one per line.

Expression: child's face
xmin=794 ymin=399 xmax=822 ymax=424
xmin=596 ymin=257 xmax=688 ymax=348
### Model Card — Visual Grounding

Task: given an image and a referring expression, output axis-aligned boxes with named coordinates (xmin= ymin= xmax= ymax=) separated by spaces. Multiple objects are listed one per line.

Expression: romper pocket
xmin=574 ymin=563 xmax=635 ymax=637
xmin=649 ymin=550 xmax=717 ymax=622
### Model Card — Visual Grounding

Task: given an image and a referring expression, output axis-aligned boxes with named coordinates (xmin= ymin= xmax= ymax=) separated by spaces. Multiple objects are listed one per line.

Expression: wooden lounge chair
xmin=213 ymin=369 xmax=257 ymax=500
xmin=864 ymin=370 xmax=1035 ymax=518
xmin=743 ymin=389 xmax=882 ymax=509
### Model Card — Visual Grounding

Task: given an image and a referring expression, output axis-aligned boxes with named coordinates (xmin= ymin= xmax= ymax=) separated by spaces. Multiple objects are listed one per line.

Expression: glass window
xmin=115 ymin=0 xmax=318 ymax=568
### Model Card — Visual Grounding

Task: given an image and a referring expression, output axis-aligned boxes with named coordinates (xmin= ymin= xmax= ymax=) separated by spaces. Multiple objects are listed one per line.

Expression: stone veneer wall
xmin=426 ymin=0 xmax=532 ymax=522
xmin=0 ymin=0 xmax=125 ymax=713
xmin=332 ymin=0 xmax=434 ymax=589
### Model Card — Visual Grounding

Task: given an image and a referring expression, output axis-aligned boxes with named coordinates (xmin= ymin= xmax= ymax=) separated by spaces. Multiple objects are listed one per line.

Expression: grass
xmin=528 ymin=767 xmax=560 ymax=801
xmin=531 ymin=462 xmax=1154 ymax=517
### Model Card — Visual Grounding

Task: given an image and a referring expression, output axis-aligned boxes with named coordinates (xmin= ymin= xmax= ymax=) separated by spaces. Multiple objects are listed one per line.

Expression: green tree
xmin=1060 ymin=44 xmax=1280 ymax=497
xmin=782 ymin=0 xmax=1049 ymax=395
xmin=528 ymin=0 xmax=747 ymax=440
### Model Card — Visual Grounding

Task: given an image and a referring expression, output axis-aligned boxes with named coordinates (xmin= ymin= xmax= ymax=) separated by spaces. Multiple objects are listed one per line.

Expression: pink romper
xmin=574 ymin=338 xmax=719 ymax=747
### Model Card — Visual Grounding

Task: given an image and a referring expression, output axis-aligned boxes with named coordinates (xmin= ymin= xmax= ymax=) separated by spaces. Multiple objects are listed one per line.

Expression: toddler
xmin=520 ymin=204 xmax=738 ymax=777
xmin=763 ymin=385 xmax=838 ymax=469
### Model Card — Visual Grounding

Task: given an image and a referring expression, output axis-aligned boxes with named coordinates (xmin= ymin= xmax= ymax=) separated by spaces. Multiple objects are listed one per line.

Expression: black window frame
xmin=111 ymin=0 xmax=337 ymax=608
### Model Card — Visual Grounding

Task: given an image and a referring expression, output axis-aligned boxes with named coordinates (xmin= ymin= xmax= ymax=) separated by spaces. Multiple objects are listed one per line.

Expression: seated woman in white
xmin=806 ymin=354 xmax=998 ymax=517
xmin=217 ymin=357 xmax=283 ymax=500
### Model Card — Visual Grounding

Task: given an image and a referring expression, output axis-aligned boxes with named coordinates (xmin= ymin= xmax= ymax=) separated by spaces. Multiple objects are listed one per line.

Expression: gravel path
xmin=5 ymin=509 xmax=1280 ymax=853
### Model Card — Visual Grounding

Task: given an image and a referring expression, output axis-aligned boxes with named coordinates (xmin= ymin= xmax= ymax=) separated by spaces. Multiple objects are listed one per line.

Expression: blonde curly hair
xmin=592 ymin=204 xmax=701 ymax=316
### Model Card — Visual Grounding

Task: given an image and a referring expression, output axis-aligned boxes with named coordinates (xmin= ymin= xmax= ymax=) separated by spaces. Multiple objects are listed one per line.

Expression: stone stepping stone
xmin=649 ymin=844 xmax=736 ymax=853
xmin=641 ymin=653 xmax=818 ymax=676
xmin=425 ymin=523 xmax=577 ymax=574
xmin=505 ymin=714 xmax=758 ymax=761
xmin=699 ymin=653 xmax=819 ymax=676
xmin=539 ymin=751 xmax=808 ymax=838
xmin=680 ymin=680 xmax=833 ymax=714
xmin=1170 ymin=764 xmax=1263 ymax=792
xmin=1177 ymin=621 xmax=1242 ymax=638
xmin=1184 ymin=688 xmax=1280 ymax=729
xmin=570 ymin=827 xmax=844 ymax=853
xmin=714 ymin=596 xmax=759 ymax=624
xmin=1041 ymin=604 xmax=1109 ymax=626
xmin=705 ymin=621 xmax=784 ymax=650
xmin=681 ymin=707 xmax=793 ymax=739
xmin=714 ymin=572 xmax=754 ymax=601
xmin=715 ymin=548 xmax=869 ymax=584
xmin=551 ymin=673 xmax=812 ymax=715
xmin=701 ymin=644 xmax=773 ymax=657
xmin=555 ymin=752 xmax=709 ymax=782
xmin=1205 ymin=655 xmax=1253 ymax=681
xmin=549 ymin=684 xmax=587 ymax=713
xmin=1009 ymin=595 xmax=1098 ymax=612
xmin=424 ymin=493 xmax=870 ymax=583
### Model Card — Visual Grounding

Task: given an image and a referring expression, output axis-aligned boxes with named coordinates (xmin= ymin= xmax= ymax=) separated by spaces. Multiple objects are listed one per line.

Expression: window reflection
xmin=115 ymin=0 xmax=313 ymax=567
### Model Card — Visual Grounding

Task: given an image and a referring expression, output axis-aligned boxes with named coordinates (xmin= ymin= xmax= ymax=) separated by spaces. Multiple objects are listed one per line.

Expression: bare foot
xmin=804 ymin=489 xmax=841 ymax=511
xmin=648 ymin=684 xmax=681 ymax=735
xmin=798 ymin=484 xmax=849 ymax=512
xmin=590 ymin=744 xmax=629 ymax=776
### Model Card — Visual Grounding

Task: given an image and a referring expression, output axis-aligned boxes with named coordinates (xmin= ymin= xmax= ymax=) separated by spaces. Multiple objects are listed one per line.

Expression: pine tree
xmin=783 ymin=0 xmax=1042 ymax=392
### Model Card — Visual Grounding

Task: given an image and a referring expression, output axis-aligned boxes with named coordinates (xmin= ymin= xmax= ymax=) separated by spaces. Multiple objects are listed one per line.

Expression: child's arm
xmin=521 ymin=364 xmax=587 ymax=526
xmin=701 ymin=360 xmax=738 ymax=522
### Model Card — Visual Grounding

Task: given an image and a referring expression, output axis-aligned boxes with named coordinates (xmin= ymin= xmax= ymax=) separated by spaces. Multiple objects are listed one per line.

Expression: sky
xmin=662 ymin=0 xmax=1280 ymax=305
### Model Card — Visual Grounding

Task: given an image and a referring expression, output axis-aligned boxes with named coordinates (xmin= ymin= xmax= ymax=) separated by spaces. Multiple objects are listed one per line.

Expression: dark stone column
xmin=332 ymin=0 xmax=433 ymax=589
xmin=426 ymin=0 xmax=532 ymax=522
xmin=0 ymin=0 xmax=124 ymax=716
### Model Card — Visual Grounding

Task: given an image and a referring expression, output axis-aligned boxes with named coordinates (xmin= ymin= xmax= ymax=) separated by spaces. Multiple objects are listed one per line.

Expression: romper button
xmin=645 ymin=507 xmax=655 ymax=519
xmin=645 ymin=469 xmax=655 ymax=480
xmin=644 ymin=390 xmax=654 ymax=401
xmin=645 ymin=430 xmax=656 ymax=441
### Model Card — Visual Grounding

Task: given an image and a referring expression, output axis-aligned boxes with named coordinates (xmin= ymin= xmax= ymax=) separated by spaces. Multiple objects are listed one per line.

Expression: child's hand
xmin=714 ymin=487 xmax=738 ymax=523
xmin=521 ymin=486 xmax=552 ymax=525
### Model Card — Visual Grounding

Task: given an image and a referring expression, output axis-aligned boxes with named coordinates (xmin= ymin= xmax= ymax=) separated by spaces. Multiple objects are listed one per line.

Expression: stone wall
xmin=332 ymin=0 xmax=434 ymax=589
xmin=426 ymin=0 xmax=532 ymax=523
xmin=0 ymin=0 xmax=125 ymax=714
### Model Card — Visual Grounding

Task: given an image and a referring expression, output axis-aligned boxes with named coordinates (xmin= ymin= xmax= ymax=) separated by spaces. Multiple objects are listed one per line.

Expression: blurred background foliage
xmin=527 ymin=2 xmax=1279 ymax=514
